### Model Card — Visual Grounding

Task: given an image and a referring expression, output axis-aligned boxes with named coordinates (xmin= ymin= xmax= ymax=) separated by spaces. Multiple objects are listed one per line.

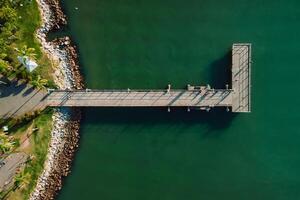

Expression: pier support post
xmin=226 ymin=107 xmax=230 ymax=112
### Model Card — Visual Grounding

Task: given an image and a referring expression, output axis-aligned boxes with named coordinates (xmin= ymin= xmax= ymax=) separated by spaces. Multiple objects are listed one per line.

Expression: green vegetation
xmin=15 ymin=45 xmax=37 ymax=60
xmin=14 ymin=170 xmax=30 ymax=189
xmin=0 ymin=0 xmax=56 ymax=86
xmin=16 ymin=109 xmax=53 ymax=199
xmin=0 ymin=0 xmax=58 ymax=199
xmin=30 ymin=75 xmax=48 ymax=89
xmin=0 ymin=133 xmax=17 ymax=154
xmin=0 ymin=109 xmax=53 ymax=200
xmin=0 ymin=112 xmax=40 ymax=156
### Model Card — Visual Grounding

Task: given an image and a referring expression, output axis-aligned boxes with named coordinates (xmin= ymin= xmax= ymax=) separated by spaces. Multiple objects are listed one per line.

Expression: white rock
xmin=30 ymin=0 xmax=80 ymax=199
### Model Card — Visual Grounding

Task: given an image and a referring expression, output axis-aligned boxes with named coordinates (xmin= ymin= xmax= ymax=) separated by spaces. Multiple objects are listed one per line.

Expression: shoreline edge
xmin=30 ymin=0 xmax=84 ymax=199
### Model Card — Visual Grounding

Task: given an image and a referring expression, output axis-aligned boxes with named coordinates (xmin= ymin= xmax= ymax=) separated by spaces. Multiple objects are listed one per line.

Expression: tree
xmin=14 ymin=170 xmax=30 ymax=189
xmin=0 ymin=134 xmax=15 ymax=154
xmin=0 ymin=5 xmax=17 ymax=23
xmin=0 ymin=59 xmax=10 ymax=74
xmin=15 ymin=45 xmax=37 ymax=60
xmin=0 ymin=5 xmax=18 ymax=50
xmin=30 ymin=75 xmax=48 ymax=89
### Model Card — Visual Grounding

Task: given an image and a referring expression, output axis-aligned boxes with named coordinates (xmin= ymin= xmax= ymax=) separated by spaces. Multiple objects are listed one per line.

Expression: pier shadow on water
xmin=208 ymin=51 xmax=232 ymax=89
xmin=79 ymin=51 xmax=237 ymax=137
xmin=81 ymin=107 xmax=237 ymax=138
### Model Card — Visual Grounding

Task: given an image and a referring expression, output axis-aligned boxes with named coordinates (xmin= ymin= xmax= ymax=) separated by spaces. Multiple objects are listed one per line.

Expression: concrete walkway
xmin=0 ymin=77 xmax=48 ymax=118
xmin=0 ymin=152 xmax=28 ymax=191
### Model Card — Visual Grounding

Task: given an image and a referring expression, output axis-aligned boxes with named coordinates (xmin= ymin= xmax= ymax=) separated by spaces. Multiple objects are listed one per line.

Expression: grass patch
xmin=14 ymin=0 xmax=55 ymax=80
xmin=0 ymin=1 xmax=58 ymax=199
xmin=4 ymin=108 xmax=53 ymax=200
xmin=1 ymin=0 xmax=56 ymax=83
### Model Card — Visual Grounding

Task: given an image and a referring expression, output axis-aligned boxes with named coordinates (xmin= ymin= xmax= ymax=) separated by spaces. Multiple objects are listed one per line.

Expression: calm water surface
xmin=57 ymin=0 xmax=300 ymax=199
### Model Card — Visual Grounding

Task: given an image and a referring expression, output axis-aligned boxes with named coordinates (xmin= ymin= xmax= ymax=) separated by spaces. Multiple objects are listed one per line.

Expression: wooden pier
xmin=232 ymin=43 xmax=251 ymax=112
xmin=46 ymin=89 xmax=232 ymax=110
xmin=45 ymin=43 xmax=252 ymax=113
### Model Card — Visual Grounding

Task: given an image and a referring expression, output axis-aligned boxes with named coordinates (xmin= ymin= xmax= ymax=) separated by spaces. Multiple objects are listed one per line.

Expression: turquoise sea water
xmin=57 ymin=0 xmax=300 ymax=199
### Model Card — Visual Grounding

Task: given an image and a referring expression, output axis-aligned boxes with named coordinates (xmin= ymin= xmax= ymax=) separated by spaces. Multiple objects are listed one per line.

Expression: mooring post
xmin=226 ymin=84 xmax=229 ymax=90
xmin=47 ymin=88 xmax=54 ymax=94
xmin=167 ymin=84 xmax=171 ymax=93
xmin=127 ymin=88 xmax=130 ymax=93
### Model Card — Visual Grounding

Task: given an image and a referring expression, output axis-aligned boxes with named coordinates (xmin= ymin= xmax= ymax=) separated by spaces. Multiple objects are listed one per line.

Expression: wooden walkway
xmin=232 ymin=43 xmax=251 ymax=112
xmin=46 ymin=88 xmax=233 ymax=109
xmin=0 ymin=43 xmax=251 ymax=117
xmin=45 ymin=43 xmax=252 ymax=112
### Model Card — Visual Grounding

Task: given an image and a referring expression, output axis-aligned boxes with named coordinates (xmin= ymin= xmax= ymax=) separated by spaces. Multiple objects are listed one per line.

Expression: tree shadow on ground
xmin=22 ymin=86 xmax=35 ymax=97
xmin=0 ymin=80 xmax=27 ymax=97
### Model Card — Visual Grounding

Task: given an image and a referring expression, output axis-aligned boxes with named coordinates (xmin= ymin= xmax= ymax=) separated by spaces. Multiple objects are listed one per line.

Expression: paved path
xmin=0 ymin=78 xmax=47 ymax=118
xmin=0 ymin=152 xmax=28 ymax=191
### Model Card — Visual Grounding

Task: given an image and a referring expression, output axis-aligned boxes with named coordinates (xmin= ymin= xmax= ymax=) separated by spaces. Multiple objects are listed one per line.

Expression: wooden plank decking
xmin=232 ymin=43 xmax=251 ymax=112
xmin=44 ymin=43 xmax=251 ymax=112
xmin=0 ymin=43 xmax=251 ymax=116
xmin=46 ymin=89 xmax=233 ymax=108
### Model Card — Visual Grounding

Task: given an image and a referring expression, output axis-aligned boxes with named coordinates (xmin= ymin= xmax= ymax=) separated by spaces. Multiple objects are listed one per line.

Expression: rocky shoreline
xmin=30 ymin=0 xmax=84 ymax=199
